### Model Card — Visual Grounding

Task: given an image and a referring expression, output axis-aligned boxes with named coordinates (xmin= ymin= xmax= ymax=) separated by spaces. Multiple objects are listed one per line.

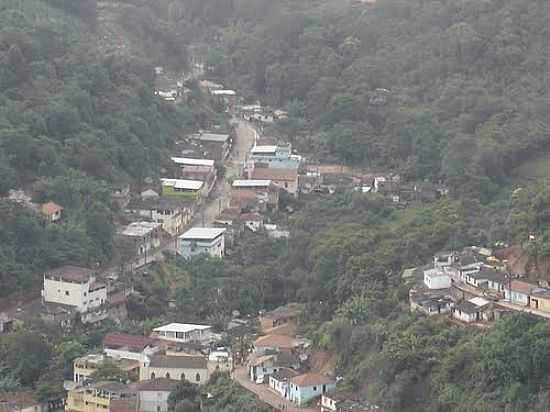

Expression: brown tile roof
xmin=40 ymin=201 xmax=63 ymax=215
xmin=508 ymin=279 xmax=538 ymax=294
xmin=254 ymin=334 xmax=298 ymax=349
xmin=109 ymin=399 xmax=137 ymax=412
xmin=0 ymin=391 xmax=40 ymax=412
xmin=135 ymin=378 xmax=180 ymax=392
xmin=45 ymin=265 xmax=94 ymax=283
xmin=290 ymin=372 xmax=334 ymax=387
xmin=252 ymin=168 xmax=298 ymax=182
xmin=240 ymin=212 xmax=263 ymax=222
xmin=149 ymin=355 xmax=207 ymax=369
xmin=271 ymin=368 xmax=299 ymax=381
xmin=103 ymin=333 xmax=158 ymax=351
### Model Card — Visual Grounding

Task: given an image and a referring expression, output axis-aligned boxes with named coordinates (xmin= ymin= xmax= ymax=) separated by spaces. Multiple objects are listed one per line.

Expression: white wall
xmin=140 ymin=366 xmax=209 ymax=385
xmin=139 ymin=391 xmax=171 ymax=412
xmin=424 ymin=273 xmax=451 ymax=289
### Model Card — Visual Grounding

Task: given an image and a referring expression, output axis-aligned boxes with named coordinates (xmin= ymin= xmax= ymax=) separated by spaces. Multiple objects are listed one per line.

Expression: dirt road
xmin=233 ymin=366 xmax=318 ymax=412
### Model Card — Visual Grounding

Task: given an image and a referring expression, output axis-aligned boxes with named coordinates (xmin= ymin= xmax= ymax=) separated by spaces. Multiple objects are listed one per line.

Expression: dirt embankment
xmin=495 ymin=245 xmax=550 ymax=279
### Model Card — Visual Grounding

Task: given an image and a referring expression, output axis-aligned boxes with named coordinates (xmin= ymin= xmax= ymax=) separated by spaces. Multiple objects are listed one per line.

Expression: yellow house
xmin=160 ymin=178 xmax=203 ymax=200
xmin=73 ymin=354 xmax=140 ymax=384
xmin=530 ymin=288 xmax=550 ymax=313
xmin=65 ymin=382 xmax=135 ymax=412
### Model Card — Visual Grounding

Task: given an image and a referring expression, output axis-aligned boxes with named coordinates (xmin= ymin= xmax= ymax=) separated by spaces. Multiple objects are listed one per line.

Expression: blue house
xmin=249 ymin=144 xmax=302 ymax=169
xmin=504 ymin=279 xmax=537 ymax=306
xmin=287 ymin=373 xmax=336 ymax=406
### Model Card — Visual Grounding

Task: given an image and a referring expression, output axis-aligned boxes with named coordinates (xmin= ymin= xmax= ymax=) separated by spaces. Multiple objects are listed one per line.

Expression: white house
xmin=208 ymin=348 xmax=233 ymax=374
xmin=136 ymin=378 xmax=179 ymax=412
xmin=102 ymin=333 xmax=161 ymax=364
xmin=423 ymin=268 xmax=452 ymax=289
xmin=269 ymin=368 xmax=299 ymax=398
xmin=288 ymin=373 xmax=336 ymax=406
xmin=140 ymin=355 xmax=209 ymax=385
xmin=42 ymin=266 xmax=106 ymax=313
xmin=451 ymin=297 xmax=491 ymax=323
xmin=178 ymin=227 xmax=226 ymax=259
xmin=151 ymin=323 xmax=212 ymax=344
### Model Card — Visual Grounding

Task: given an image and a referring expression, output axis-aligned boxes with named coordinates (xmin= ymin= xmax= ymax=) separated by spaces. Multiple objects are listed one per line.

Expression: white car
xmin=255 ymin=376 xmax=265 ymax=384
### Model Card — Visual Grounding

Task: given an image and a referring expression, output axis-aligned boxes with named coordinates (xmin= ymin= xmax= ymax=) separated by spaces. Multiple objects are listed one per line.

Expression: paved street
xmin=192 ymin=119 xmax=257 ymax=226
xmin=233 ymin=366 xmax=318 ymax=412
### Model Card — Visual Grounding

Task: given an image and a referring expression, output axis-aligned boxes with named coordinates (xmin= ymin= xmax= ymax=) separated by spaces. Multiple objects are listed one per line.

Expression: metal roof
xmin=179 ymin=227 xmax=226 ymax=240
xmin=190 ymin=133 xmax=230 ymax=143
xmin=171 ymin=157 xmax=215 ymax=167
xmin=161 ymin=178 xmax=204 ymax=190
xmin=251 ymin=145 xmax=278 ymax=154
xmin=153 ymin=322 xmax=212 ymax=333
xmin=211 ymin=89 xmax=236 ymax=96
xmin=232 ymin=179 xmax=272 ymax=188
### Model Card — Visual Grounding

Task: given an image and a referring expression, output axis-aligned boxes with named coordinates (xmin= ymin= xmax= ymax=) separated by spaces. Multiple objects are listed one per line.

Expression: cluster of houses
xmin=6 ymin=190 xmax=64 ymax=223
xmin=245 ymin=304 xmax=381 ymax=411
xmin=408 ymin=246 xmax=550 ymax=324
xmin=65 ymin=322 xmax=233 ymax=412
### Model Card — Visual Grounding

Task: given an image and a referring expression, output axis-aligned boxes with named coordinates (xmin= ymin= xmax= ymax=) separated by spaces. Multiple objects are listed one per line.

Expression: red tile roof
xmin=103 ymin=333 xmax=158 ymax=351
xmin=40 ymin=201 xmax=63 ymax=215
xmin=254 ymin=334 xmax=298 ymax=349
xmin=240 ymin=213 xmax=263 ymax=222
xmin=45 ymin=265 xmax=94 ymax=283
xmin=290 ymin=373 xmax=334 ymax=387
xmin=508 ymin=279 xmax=538 ymax=294
xmin=135 ymin=378 xmax=179 ymax=392
xmin=251 ymin=168 xmax=298 ymax=182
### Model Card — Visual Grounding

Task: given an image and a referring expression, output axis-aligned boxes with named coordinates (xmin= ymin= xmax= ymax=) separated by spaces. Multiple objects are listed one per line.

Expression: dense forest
xmin=199 ymin=0 xmax=550 ymax=202
xmin=4 ymin=1 xmax=550 ymax=412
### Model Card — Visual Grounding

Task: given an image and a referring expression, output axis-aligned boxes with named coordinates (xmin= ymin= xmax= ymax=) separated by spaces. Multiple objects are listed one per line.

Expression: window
xmin=196 ymin=373 xmax=201 ymax=382
xmin=151 ymin=372 xmax=156 ymax=379
xmin=313 ymin=386 xmax=317 ymax=391
xmin=165 ymin=373 xmax=171 ymax=379
xmin=65 ymin=291 xmax=70 ymax=296
xmin=181 ymin=373 xmax=186 ymax=380
xmin=83 ymin=292 xmax=87 ymax=297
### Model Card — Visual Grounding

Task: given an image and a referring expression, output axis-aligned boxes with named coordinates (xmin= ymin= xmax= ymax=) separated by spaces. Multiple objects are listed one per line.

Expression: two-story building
xmin=135 ymin=378 xmax=179 ymax=412
xmin=42 ymin=266 xmax=107 ymax=314
xmin=178 ymin=227 xmax=226 ymax=259
xmin=116 ymin=222 xmax=162 ymax=258
xmin=65 ymin=382 xmax=136 ymax=412
xmin=248 ymin=144 xmax=302 ymax=170
xmin=189 ymin=132 xmax=231 ymax=162
xmin=171 ymin=157 xmax=217 ymax=193
xmin=126 ymin=197 xmax=193 ymax=236
xmin=423 ymin=268 xmax=452 ymax=289
xmin=232 ymin=180 xmax=279 ymax=210
xmin=73 ymin=354 xmax=139 ymax=384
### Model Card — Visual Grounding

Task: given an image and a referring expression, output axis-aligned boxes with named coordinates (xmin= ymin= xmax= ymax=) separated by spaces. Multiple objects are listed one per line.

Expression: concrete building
xmin=269 ymin=368 xmax=299 ymax=398
xmin=178 ymin=227 xmax=226 ymax=259
xmin=0 ymin=391 xmax=49 ymax=412
xmin=189 ymin=132 xmax=231 ymax=161
xmin=135 ymin=378 xmax=179 ymax=412
xmin=73 ymin=354 xmax=139 ymax=384
xmin=126 ymin=197 xmax=193 ymax=236
xmin=65 ymin=382 xmax=136 ymax=412
xmin=504 ymin=280 xmax=538 ymax=306
xmin=423 ymin=268 xmax=452 ymax=289
xmin=248 ymin=144 xmax=302 ymax=170
xmin=151 ymin=323 xmax=212 ymax=344
xmin=208 ymin=348 xmax=233 ymax=374
xmin=42 ymin=266 xmax=106 ymax=313
xmin=117 ymin=222 xmax=162 ymax=258
xmin=232 ymin=180 xmax=279 ymax=210
xmin=140 ymin=355 xmax=208 ymax=384
xmin=171 ymin=157 xmax=217 ymax=192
